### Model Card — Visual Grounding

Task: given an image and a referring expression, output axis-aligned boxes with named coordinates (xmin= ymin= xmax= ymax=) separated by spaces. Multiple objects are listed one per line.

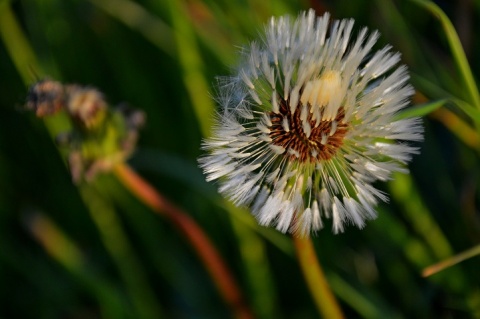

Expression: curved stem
xmin=114 ymin=163 xmax=254 ymax=319
xmin=293 ymin=236 xmax=344 ymax=319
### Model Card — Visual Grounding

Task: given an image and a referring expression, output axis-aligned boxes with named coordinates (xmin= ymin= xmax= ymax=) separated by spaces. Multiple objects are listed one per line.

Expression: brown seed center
xmin=268 ymin=98 xmax=348 ymax=162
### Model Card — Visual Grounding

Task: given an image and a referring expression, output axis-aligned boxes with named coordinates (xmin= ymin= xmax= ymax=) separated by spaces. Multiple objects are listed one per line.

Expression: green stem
xmin=293 ymin=236 xmax=344 ymax=319
xmin=0 ymin=0 xmax=42 ymax=83
xmin=80 ymin=185 xmax=164 ymax=319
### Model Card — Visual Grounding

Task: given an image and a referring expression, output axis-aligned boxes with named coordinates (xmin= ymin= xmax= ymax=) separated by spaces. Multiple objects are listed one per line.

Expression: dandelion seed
xmin=198 ymin=10 xmax=423 ymax=236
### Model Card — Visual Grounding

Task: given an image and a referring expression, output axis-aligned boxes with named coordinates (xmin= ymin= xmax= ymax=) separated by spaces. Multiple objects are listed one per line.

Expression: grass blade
xmin=409 ymin=0 xmax=480 ymax=109
xmin=395 ymin=99 xmax=447 ymax=120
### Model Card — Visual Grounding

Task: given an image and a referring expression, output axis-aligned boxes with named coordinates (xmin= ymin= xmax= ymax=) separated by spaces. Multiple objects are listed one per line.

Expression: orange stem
xmin=114 ymin=163 xmax=253 ymax=319
xmin=422 ymin=244 xmax=480 ymax=277
xmin=293 ymin=236 xmax=344 ymax=319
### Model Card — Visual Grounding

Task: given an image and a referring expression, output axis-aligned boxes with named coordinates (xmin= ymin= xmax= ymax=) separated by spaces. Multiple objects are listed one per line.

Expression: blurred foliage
xmin=1 ymin=0 xmax=480 ymax=318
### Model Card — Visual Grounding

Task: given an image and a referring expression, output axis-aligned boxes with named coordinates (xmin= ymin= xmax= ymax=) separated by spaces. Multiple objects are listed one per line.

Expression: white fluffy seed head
xmin=198 ymin=9 xmax=423 ymax=236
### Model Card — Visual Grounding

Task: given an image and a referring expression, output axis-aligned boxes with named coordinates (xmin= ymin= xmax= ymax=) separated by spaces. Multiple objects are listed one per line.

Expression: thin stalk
xmin=423 ymin=244 xmax=480 ymax=277
xmin=0 ymin=0 xmax=41 ymax=83
xmin=293 ymin=236 xmax=344 ymax=319
xmin=113 ymin=163 xmax=254 ymax=319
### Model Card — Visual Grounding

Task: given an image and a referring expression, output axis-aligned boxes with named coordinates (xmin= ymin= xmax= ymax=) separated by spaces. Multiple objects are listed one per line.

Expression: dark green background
xmin=1 ymin=0 xmax=479 ymax=318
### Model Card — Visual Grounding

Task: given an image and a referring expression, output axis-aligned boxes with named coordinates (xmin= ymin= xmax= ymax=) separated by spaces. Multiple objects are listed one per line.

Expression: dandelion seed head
xmin=199 ymin=9 xmax=423 ymax=236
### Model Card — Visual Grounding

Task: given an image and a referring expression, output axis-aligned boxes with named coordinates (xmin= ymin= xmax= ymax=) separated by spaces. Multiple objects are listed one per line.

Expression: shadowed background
xmin=0 ymin=0 xmax=479 ymax=318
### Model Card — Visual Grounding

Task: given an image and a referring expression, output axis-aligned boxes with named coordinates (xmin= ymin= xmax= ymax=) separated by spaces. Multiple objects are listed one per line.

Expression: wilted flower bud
xmin=65 ymin=86 xmax=107 ymax=130
xmin=26 ymin=79 xmax=65 ymax=117
xmin=26 ymin=80 xmax=145 ymax=184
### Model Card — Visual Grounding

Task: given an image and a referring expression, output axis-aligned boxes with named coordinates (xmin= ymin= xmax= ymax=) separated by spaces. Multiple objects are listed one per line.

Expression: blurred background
xmin=1 ymin=0 xmax=480 ymax=318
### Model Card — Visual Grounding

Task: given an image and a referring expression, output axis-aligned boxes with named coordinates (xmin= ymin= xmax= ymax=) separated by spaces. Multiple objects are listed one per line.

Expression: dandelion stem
xmin=113 ymin=163 xmax=254 ymax=319
xmin=293 ymin=236 xmax=344 ymax=319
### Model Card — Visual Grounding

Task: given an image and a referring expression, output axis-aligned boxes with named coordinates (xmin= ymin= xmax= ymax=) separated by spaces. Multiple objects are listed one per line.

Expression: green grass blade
xmin=411 ymin=73 xmax=480 ymax=129
xmin=328 ymin=271 xmax=401 ymax=319
xmin=409 ymin=0 xmax=480 ymax=109
xmin=88 ymin=0 xmax=174 ymax=57
xmin=423 ymin=243 xmax=480 ymax=277
xmin=80 ymin=184 xmax=165 ymax=319
xmin=23 ymin=212 xmax=128 ymax=318
xmin=389 ymin=173 xmax=453 ymax=260
xmin=166 ymin=0 xmax=214 ymax=137
xmin=0 ymin=0 xmax=42 ymax=83
xmin=395 ymin=99 xmax=447 ymax=120
xmin=231 ymin=219 xmax=280 ymax=319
